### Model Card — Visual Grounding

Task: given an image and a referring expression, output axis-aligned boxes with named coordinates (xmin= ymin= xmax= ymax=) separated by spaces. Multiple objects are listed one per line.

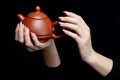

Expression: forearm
xmin=83 ymin=50 xmax=113 ymax=76
xmin=42 ymin=39 xmax=61 ymax=67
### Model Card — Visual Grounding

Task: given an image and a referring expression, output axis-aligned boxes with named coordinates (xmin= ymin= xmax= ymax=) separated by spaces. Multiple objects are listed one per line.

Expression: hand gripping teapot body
xmin=17 ymin=6 xmax=62 ymax=41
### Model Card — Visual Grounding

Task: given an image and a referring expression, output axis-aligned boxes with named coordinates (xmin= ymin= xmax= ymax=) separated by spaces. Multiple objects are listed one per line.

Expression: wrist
xmin=41 ymin=39 xmax=55 ymax=51
xmin=83 ymin=50 xmax=113 ymax=76
xmin=82 ymin=50 xmax=97 ymax=64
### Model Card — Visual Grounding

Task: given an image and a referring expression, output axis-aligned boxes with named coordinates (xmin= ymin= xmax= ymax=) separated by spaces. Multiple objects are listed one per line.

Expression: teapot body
xmin=17 ymin=6 xmax=62 ymax=41
xmin=23 ymin=17 xmax=54 ymax=39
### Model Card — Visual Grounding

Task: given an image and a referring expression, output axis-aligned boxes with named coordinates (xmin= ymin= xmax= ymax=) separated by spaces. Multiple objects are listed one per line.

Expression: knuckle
xmin=19 ymin=40 xmax=24 ymax=44
xmin=74 ymin=25 xmax=79 ymax=30
xmin=25 ymin=43 xmax=32 ymax=47
xmin=78 ymin=15 xmax=82 ymax=20
xmin=74 ymin=34 xmax=79 ymax=40
xmin=35 ymin=43 xmax=41 ymax=47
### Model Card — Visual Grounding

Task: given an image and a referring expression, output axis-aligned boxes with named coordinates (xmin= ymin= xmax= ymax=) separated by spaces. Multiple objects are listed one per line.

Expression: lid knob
xmin=36 ymin=6 xmax=41 ymax=12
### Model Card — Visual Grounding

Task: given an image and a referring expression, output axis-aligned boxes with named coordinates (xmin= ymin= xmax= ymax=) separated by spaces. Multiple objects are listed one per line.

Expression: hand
xmin=59 ymin=11 xmax=113 ymax=76
xmin=15 ymin=22 xmax=52 ymax=52
xmin=59 ymin=11 xmax=94 ymax=61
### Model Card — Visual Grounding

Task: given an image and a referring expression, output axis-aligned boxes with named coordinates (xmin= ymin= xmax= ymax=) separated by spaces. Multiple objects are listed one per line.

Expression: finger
xmin=24 ymin=26 xmax=34 ymax=48
xmin=63 ymin=11 xmax=82 ymax=20
xmin=63 ymin=29 xmax=82 ymax=42
xmin=18 ymin=22 xmax=24 ymax=43
xmin=30 ymin=32 xmax=42 ymax=47
xmin=59 ymin=22 xmax=83 ymax=36
xmin=26 ymin=47 xmax=34 ymax=52
xmin=59 ymin=16 xmax=79 ymax=24
xmin=15 ymin=23 xmax=19 ymax=41
xmin=63 ymin=11 xmax=90 ymax=30
xmin=31 ymin=32 xmax=51 ymax=48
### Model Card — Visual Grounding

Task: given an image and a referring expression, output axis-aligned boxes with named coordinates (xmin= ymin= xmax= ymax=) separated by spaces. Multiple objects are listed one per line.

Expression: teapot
xmin=17 ymin=6 xmax=62 ymax=41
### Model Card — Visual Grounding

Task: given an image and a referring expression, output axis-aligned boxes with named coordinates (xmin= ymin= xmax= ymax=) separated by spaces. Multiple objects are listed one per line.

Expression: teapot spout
xmin=17 ymin=14 xmax=25 ymax=21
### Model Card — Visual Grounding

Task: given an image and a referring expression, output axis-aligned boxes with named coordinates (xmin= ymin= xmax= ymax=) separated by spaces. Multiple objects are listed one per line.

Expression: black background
xmin=1 ymin=0 xmax=120 ymax=80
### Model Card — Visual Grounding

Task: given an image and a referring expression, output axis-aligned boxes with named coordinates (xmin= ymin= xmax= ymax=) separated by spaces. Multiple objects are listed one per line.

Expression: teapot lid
xmin=27 ymin=6 xmax=48 ymax=19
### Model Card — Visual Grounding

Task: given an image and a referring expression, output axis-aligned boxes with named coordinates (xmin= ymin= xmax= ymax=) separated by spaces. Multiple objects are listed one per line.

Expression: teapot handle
xmin=52 ymin=21 xmax=63 ymax=38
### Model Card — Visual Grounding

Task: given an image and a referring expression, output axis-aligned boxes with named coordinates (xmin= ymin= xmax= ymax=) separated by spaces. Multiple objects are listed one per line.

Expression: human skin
xmin=58 ymin=11 xmax=113 ymax=76
xmin=15 ymin=22 xmax=61 ymax=67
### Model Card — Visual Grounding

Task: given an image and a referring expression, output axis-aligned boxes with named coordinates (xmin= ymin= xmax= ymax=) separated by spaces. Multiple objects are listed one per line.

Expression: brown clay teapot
xmin=17 ymin=6 xmax=62 ymax=40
